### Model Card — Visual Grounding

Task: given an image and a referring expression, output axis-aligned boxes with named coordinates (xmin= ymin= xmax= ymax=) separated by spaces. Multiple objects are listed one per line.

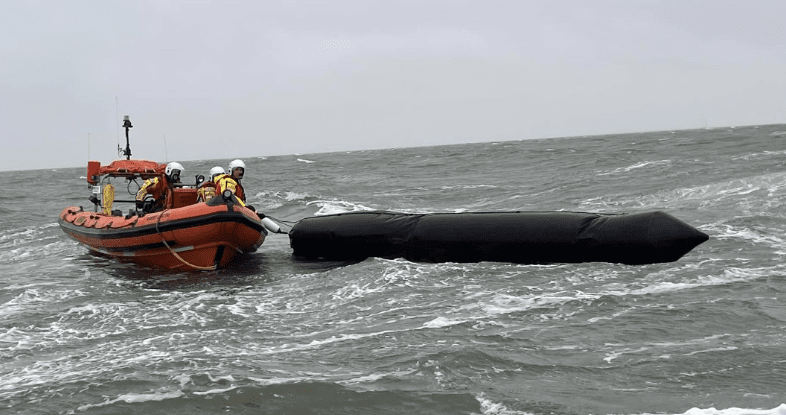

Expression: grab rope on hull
xmin=155 ymin=209 xmax=217 ymax=271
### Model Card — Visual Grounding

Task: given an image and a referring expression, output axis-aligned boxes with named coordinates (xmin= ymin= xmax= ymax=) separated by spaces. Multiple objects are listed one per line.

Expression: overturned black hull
xmin=289 ymin=211 xmax=709 ymax=265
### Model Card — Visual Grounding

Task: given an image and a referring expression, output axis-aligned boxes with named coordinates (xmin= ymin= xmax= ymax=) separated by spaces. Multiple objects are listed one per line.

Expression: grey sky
xmin=1 ymin=0 xmax=784 ymax=171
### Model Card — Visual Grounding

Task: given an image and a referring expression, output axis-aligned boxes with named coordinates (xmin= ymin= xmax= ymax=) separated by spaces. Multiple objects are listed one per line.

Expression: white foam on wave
xmin=732 ymin=149 xmax=786 ymax=161
xmin=423 ymin=316 xmax=466 ymax=328
xmin=336 ymin=367 xmax=421 ymax=386
xmin=0 ymin=223 xmax=74 ymax=264
xmin=597 ymin=160 xmax=672 ymax=176
xmin=76 ymin=390 xmax=185 ymax=411
xmin=580 ymin=171 xmax=786 ymax=211
xmin=475 ymin=393 xmax=533 ymax=414
xmin=284 ymin=191 xmax=311 ymax=201
xmin=600 ymin=264 xmax=780 ymax=298
xmin=10 ymin=290 xmax=224 ymax=355
xmin=308 ymin=199 xmax=375 ymax=215
xmin=338 ymin=372 xmax=384 ymax=384
xmin=249 ymin=372 xmax=325 ymax=386
xmin=0 ymin=326 xmax=35 ymax=352
xmin=411 ymin=261 xmax=781 ymax=331
xmin=502 ymin=290 xmax=586 ymax=312
xmin=679 ymin=403 xmax=786 ymax=415
xmin=256 ymin=329 xmax=402 ymax=355
xmin=331 ymin=280 xmax=387 ymax=300
xmin=603 ymin=347 xmax=650 ymax=363
xmin=297 ymin=158 xmax=315 ymax=164
xmin=439 ymin=184 xmax=498 ymax=190
xmin=1 ymin=289 xmax=271 ymax=403
xmin=250 ymin=190 xmax=314 ymax=210
xmin=0 ymin=223 xmax=60 ymax=245
xmin=600 ymin=335 xmax=742 ymax=364
xmin=683 ymin=346 xmax=738 ymax=356
xmin=192 ymin=385 xmax=238 ymax=395
xmin=0 ymin=288 xmax=87 ymax=319
xmin=701 ymin=222 xmax=786 ymax=254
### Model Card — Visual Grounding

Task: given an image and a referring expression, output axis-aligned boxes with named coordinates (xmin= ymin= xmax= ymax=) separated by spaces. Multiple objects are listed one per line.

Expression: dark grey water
xmin=2 ymin=125 xmax=786 ymax=414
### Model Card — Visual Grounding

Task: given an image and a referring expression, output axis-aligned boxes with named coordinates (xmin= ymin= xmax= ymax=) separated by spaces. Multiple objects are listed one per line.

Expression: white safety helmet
xmin=165 ymin=162 xmax=184 ymax=180
xmin=228 ymin=159 xmax=246 ymax=173
xmin=209 ymin=166 xmax=225 ymax=179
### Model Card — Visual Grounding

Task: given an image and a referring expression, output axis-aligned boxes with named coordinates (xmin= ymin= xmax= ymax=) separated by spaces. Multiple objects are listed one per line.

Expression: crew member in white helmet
xmin=196 ymin=166 xmax=225 ymax=203
xmin=136 ymin=162 xmax=183 ymax=213
xmin=214 ymin=159 xmax=248 ymax=207
xmin=213 ymin=159 xmax=281 ymax=233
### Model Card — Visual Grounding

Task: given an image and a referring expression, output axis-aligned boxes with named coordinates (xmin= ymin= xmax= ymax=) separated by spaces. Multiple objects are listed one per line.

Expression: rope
xmin=268 ymin=216 xmax=298 ymax=225
xmin=155 ymin=209 xmax=216 ymax=271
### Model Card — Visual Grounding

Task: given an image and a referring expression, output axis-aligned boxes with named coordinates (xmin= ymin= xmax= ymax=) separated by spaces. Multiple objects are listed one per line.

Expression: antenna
xmin=164 ymin=134 xmax=168 ymax=162
xmin=121 ymin=115 xmax=133 ymax=159
xmin=88 ymin=132 xmax=90 ymax=160
xmin=115 ymin=97 xmax=120 ymax=147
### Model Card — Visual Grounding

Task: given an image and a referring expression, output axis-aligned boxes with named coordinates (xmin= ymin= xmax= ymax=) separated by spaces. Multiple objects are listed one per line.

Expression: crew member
xmin=215 ymin=159 xmax=247 ymax=207
xmin=196 ymin=166 xmax=225 ymax=203
xmin=135 ymin=162 xmax=184 ymax=213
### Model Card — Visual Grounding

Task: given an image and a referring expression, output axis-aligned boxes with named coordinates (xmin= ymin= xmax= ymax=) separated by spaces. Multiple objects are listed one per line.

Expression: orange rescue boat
xmin=59 ymin=159 xmax=267 ymax=270
xmin=58 ymin=117 xmax=267 ymax=270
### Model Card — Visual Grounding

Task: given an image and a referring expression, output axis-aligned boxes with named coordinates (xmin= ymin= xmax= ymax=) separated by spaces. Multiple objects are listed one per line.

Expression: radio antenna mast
xmin=115 ymin=97 xmax=120 ymax=147
xmin=121 ymin=115 xmax=133 ymax=159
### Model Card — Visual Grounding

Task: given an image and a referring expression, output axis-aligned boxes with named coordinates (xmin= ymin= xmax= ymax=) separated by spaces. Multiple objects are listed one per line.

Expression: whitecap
xmin=604 ymin=347 xmax=650 ymax=363
xmin=701 ymin=222 xmax=786 ymax=252
xmin=338 ymin=372 xmax=387 ymax=384
xmin=77 ymin=390 xmax=184 ymax=411
xmin=683 ymin=346 xmax=738 ymax=356
xmin=682 ymin=403 xmax=786 ymax=415
xmin=597 ymin=160 xmax=672 ymax=176
xmin=249 ymin=375 xmax=326 ymax=385
xmin=193 ymin=385 xmax=238 ymax=395
xmin=732 ymin=149 xmax=786 ymax=161
xmin=439 ymin=184 xmax=498 ymax=190
xmin=423 ymin=316 xmax=466 ymax=328
xmin=579 ymin=171 xmax=786 ymax=212
xmin=307 ymin=199 xmax=375 ymax=215
xmin=475 ymin=393 xmax=530 ymax=415
xmin=284 ymin=191 xmax=311 ymax=201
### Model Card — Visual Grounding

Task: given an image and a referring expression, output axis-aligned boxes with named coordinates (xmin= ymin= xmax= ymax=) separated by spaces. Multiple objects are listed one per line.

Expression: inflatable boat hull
xmin=59 ymin=202 xmax=266 ymax=270
xmin=289 ymin=211 xmax=709 ymax=265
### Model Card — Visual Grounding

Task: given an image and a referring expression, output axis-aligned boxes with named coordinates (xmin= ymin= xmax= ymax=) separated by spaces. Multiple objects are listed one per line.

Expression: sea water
xmin=1 ymin=125 xmax=785 ymax=414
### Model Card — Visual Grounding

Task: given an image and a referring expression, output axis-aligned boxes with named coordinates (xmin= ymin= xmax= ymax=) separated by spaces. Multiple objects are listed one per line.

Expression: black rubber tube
xmin=289 ymin=211 xmax=709 ymax=265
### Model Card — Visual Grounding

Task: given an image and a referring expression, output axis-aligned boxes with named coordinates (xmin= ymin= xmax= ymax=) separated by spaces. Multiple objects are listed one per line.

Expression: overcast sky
xmin=1 ymin=0 xmax=784 ymax=171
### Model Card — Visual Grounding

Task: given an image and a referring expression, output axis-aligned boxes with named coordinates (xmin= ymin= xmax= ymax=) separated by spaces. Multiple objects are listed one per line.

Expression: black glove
xmin=246 ymin=205 xmax=256 ymax=212
xmin=136 ymin=200 xmax=144 ymax=209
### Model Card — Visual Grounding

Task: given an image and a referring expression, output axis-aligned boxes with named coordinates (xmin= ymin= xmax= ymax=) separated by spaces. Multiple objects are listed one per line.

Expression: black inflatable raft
xmin=288 ymin=211 xmax=709 ymax=265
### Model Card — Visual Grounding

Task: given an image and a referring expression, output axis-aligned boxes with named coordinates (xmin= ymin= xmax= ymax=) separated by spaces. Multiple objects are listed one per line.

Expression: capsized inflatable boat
xmin=289 ymin=210 xmax=709 ymax=265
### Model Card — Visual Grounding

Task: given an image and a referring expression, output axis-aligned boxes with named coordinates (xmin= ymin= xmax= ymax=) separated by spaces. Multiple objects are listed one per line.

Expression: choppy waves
xmin=580 ymin=171 xmax=786 ymax=213
xmin=2 ymin=124 xmax=786 ymax=414
xmin=5 ymin=253 xmax=784 ymax=412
